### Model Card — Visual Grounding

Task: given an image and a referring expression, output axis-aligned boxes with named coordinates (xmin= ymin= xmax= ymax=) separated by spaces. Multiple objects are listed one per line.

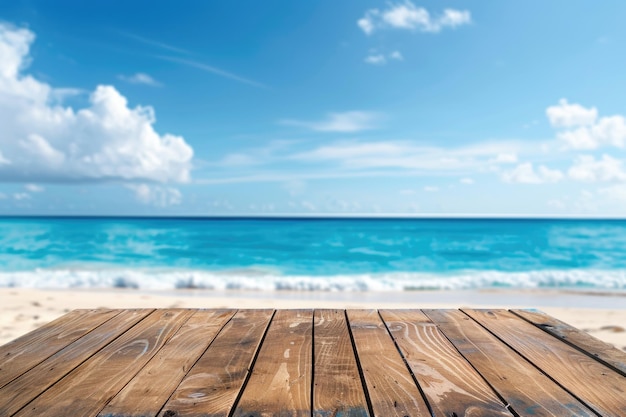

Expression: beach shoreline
xmin=1 ymin=287 xmax=625 ymax=351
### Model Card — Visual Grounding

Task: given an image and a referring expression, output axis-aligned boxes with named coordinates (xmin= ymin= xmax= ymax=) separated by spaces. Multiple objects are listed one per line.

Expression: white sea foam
xmin=1 ymin=268 xmax=626 ymax=291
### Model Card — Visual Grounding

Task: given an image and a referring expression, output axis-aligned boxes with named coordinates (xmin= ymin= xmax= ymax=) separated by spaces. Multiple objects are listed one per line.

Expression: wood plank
xmin=424 ymin=309 xmax=596 ymax=417
xmin=379 ymin=309 xmax=512 ymax=417
xmin=0 ymin=309 xmax=119 ymax=389
xmin=0 ymin=309 xmax=151 ymax=417
xmin=232 ymin=309 xmax=312 ymax=417
xmin=347 ymin=309 xmax=430 ymax=417
xmin=512 ymin=308 xmax=626 ymax=377
xmin=313 ymin=309 xmax=370 ymax=417
xmin=14 ymin=309 xmax=194 ymax=417
xmin=98 ymin=309 xmax=236 ymax=417
xmin=158 ymin=309 xmax=274 ymax=417
xmin=464 ymin=309 xmax=626 ymax=417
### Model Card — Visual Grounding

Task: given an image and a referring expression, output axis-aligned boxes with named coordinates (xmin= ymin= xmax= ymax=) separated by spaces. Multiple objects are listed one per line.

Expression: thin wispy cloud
xmin=116 ymin=30 xmax=193 ymax=55
xmin=118 ymin=73 xmax=161 ymax=86
xmin=280 ymin=111 xmax=382 ymax=132
xmin=364 ymin=51 xmax=404 ymax=65
xmin=156 ymin=55 xmax=269 ymax=89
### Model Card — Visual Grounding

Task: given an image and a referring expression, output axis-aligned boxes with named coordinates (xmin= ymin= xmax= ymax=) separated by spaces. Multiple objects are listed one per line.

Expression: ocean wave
xmin=1 ymin=267 xmax=626 ymax=291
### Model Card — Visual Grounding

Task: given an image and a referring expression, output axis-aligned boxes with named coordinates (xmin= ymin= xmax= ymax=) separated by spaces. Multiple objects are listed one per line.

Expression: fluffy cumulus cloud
xmin=547 ymin=99 xmax=626 ymax=149
xmin=501 ymin=163 xmax=563 ymax=184
xmin=358 ymin=2 xmax=471 ymax=35
xmin=280 ymin=111 xmax=381 ymax=133
xmin=0 ymin=23 xmax=193 ymax=185
xmin=568 ymin=155 xmax=626 ymax=182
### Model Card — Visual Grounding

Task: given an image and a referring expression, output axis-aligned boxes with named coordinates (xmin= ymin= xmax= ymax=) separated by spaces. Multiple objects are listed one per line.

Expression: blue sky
xmin=1 ymin=1 xmax=626 ymax=215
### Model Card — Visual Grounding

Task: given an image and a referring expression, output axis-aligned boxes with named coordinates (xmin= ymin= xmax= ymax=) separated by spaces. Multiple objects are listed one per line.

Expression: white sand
xmin=1 ymin=288 xmax=625 ymax=351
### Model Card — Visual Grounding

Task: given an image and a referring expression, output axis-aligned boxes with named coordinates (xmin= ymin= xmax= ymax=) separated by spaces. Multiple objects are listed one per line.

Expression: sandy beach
xmin=1 ymin=288 xmax=625 ymax=351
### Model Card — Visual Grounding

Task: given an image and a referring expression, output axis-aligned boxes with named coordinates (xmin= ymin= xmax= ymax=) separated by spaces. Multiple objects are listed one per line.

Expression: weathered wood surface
xmin=347 ymin=309 xmax=431 ymax=417
xmin=0 ymin=309 xmax=119 ymax=389
xmin=15 ymin=309 xmax=191 ymax=417
xmin=158 ymin=309 xmax=274 ymax=417
xmin=464 ymin=309 xmax=626 ymax=417
xmin=0 ymin=308 xmax=624 ymax=417
xmin=380 ymin=309 xmax=512 ymax=417
xmin=231 ymin=309 xmax=313 ymax=417
xmin=424 ymin=309 xmax=597 ymax=417
xmin=0 ymin=309 xmax=150 ymax=416
xmin=99 ymin=309 xmax=236 ymax=417
xmin=512 ymin=308 xmax=626 ymax=377
xmin=313 ymin=309 xmax=369 ymax=417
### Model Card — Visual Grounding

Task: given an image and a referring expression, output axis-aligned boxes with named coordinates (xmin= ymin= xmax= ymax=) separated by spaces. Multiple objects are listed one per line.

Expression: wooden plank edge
xmin=91 ymin=309 xmax=195 ymax=417
xmin=510 ymin=309 xmax=626 ymax=378
xmin=421 ymin=309 xmax=522 ymax=415
xmin=375 ymin=310 xmax=438 ymax=417
xmin=344 ymin=309 xmax=376 ymax=417
xmin=214 ymin=309 xmax=277 ymax=417
xmin=460 ymin=308 xmax=610 ymax=417
xmin=6 ymin=309 xmax=156 ymax=417
xmin=0 ymin=309 xmax=123 ymax=391
xmin=122 ymin=309 xmax=238 ymax=417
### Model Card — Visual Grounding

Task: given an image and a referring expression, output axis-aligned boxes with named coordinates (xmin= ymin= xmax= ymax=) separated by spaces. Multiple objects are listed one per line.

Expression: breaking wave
xmin=1 ymin=267 xmax=625 ymax=291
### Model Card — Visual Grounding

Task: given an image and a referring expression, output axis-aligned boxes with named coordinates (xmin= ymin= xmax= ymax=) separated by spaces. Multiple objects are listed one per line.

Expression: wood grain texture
xmin=380 ymin=309 xmax=512 ymax=417
xmin=347 ymin=309 xmax=430 ymax=417
xmin=512 ymin=308 xmax=626 ymax=377
xmin=313 ymin=309 xmax=370 ymax=417
xmin=232 ymin=309 xmax=313 ymax=417
xmin=0 ymin=309 xmax=150 ymax=417
xmin=463 ymin=309 xmax=626 ymax=417
xmin=14 ymin=309 xmax=193 ymax=417
xmin=158 ymin=309 xmax=274 ymax=417
xmin=424 ymin=309 xmax=596 ymax=417
xmin=0 ymin=309 xmax=119 ymax=389
xmin=98 ymin=309 xmax=236 ymax=417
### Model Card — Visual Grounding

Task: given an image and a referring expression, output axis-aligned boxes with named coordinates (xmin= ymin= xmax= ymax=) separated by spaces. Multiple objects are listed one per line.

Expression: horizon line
xmin=1 ymin=213 xmax=626 ymax=220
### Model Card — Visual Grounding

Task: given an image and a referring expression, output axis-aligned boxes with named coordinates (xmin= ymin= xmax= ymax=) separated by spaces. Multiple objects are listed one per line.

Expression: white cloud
xmin=424 ymin=186 xmax=439 ymax=192
xmin=280 ymin=111 xmax=381 ymax=133
xmin=292 ymin=140 xmax=524 ymax=172
xmin=364 ymin=54 xmax=386 ymax=65
xmin=365 ymin=51 xmax=404 ymax=65
xmin=568 ymin=154 xmax=626 ymax=182
xmin=13 ymin=192 xmax=30 ymax=200
xmin=389 ymin=51 xmax=404 ymax=61
xmin=358 ymin=2 xmax=471 ymax=35
xmin=357 ymin=13 xmax=377 ymax=35
xmin=118 ymin=73 xmax=161 ymax=86
xmin=489 ymin=153 xmax=518 ymax=164
xmin=460 ymin=177 xmax=474 ymax=184
xmin=501 ymin=163 xmax=563 ymax=184
xmin=127 ymin=184 xmax=182 ymax=207
xmin=547 ymin=99 xmax=626 ymax=149
xmin=0 ymin=23 xmax=193 ymax=184
xmin=546 ymin=99 xmax=597 ymax=127
xmin=25 ymin=183 xmax=43 ymax=192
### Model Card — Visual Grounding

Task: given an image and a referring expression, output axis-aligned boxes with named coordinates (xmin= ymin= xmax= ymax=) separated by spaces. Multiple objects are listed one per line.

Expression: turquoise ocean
xmin=1 ymin=217 xmax=626 ymax=292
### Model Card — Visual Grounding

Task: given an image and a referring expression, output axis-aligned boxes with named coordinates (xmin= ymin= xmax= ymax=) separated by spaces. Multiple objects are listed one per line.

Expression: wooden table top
xmin=0 ymin=308 xmax=624 ymax=417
